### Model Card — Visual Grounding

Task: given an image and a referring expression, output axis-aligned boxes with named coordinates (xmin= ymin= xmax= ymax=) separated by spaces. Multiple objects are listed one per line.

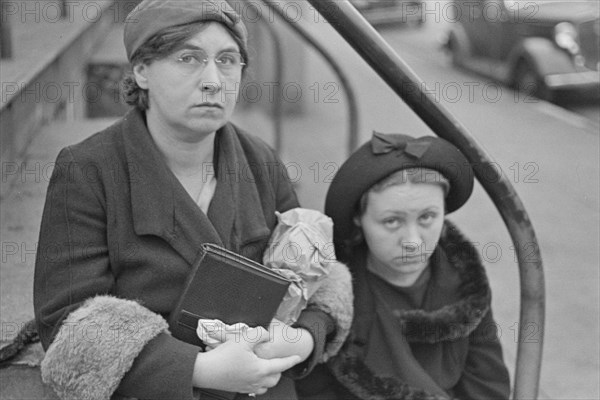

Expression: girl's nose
xmin=400 ymin=224 xmax=423 ymax=253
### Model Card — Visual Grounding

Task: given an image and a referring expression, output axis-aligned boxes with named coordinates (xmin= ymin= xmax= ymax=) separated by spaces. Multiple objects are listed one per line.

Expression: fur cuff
xmin=307 ymin=261 xmax=353 ymax=362
xmin=41 ymin=295 xmax=169 ymax=400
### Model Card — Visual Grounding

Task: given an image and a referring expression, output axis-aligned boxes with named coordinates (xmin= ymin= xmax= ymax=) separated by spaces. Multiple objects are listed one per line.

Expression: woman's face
xmin=357 ymin=182 xmax=445 ymax=286
xmin=133 ymin=22 xmax=242 ymax=140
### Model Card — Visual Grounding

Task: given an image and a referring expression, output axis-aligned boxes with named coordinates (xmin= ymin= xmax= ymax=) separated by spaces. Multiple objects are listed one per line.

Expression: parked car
xmin=444 ymin=0 xmax=599 ymax=100
xmin=349 ymin=0 xmax=424 ymax=26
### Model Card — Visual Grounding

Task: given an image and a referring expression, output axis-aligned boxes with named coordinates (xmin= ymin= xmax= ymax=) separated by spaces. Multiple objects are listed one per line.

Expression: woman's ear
xmin=132 ymin=63 xmax=149 ymax=90
xmin=353 ymin=215 xmax=362 ymax=227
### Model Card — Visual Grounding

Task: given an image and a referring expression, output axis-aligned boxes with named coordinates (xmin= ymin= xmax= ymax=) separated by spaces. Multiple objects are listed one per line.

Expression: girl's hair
xmin=122 ymin=21 xmax=248 ymax=110
xmin=356 ymin=168 xmax=450 ymax=217
xmin=343 ymin=168 xmax=450 ymax=256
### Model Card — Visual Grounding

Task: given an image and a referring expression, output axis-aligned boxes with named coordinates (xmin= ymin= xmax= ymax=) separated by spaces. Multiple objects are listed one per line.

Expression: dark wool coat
xmin=34 ymin=109 xmax=351 ymax=400
xmin=296 ymin=222 xmax=511 ymax=400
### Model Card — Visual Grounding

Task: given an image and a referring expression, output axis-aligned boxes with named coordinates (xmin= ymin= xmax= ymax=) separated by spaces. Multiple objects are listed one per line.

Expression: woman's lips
xmin=195 ymin=103 xmax=223 ymax=109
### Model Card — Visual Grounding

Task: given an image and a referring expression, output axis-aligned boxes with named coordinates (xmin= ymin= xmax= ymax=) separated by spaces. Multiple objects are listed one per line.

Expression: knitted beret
xmin=124 ymin=0 xmax=248 ymax=61
xmin=325 ymin=132 xmax=474 ymax=246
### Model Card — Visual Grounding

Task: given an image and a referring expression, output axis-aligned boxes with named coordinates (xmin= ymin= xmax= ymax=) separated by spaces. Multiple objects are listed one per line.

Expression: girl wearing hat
xmin=34 ymin=1 xmax=351 ymax=399
xmin=296 ymin=132 xmax=510 ymax=399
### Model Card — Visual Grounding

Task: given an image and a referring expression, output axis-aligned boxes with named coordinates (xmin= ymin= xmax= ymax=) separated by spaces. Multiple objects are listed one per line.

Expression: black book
xmin=169 ymin=243 xmax=292 ymax=347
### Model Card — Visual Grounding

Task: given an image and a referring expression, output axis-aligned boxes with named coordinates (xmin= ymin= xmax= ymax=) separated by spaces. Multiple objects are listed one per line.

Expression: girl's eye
xmin=383 ymin=218 xmax=401 ymax=228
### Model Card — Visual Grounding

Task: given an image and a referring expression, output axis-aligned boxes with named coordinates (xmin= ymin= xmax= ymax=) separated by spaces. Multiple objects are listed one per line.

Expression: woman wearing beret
xmin=33 ymin=1 xmax=352 ymax=399
xmin=296 ymin=132 xmax=511 ymax=400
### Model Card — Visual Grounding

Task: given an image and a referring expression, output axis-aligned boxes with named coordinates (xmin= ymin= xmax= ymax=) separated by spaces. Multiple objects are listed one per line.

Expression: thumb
xmin=263 ymin=355 xmax=303 ymax=374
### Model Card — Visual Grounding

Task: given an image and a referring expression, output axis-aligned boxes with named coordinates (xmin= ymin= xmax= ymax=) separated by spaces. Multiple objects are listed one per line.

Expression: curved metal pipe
xmin=259 ymin=0 xmax=360 ymax=154
xmin=246 ymin=2 xmax=285 ymax=153
xmin=304 ymin=1 xmax=545 ymax=399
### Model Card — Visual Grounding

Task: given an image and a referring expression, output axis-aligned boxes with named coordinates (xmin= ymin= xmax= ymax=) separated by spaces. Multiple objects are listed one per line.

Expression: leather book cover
xmin=169 ymin=243 xmax=292 ymax=347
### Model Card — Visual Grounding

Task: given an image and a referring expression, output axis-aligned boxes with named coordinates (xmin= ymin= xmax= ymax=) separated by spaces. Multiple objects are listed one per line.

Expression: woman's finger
xmin=241 ymin=326 xmax=271 ymax=348
xmin=261 ymin=373 xmax=281 ymax=389
xmin=262 ymin=355 xmax=302 ymax=375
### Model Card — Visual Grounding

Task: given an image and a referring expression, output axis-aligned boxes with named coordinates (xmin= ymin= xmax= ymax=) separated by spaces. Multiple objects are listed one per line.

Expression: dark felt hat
xmin=325 ymin=132 xmax=474 ymax=247
xmin=124 ymin=0 xmax=248 ymax=62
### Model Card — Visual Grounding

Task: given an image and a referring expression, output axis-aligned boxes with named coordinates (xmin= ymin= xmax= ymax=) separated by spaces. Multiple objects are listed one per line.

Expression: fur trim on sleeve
xmin=41 ymin=295 xmax=169 ymax=400
xmin=307 ymin=261 xmax=353 ymax=362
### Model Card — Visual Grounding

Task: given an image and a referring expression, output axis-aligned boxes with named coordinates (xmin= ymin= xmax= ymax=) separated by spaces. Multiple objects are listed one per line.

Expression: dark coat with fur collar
xmin=34 ymin=109 xmax=352 ymax=400
xmin=296 ymin=221 xmax=510 ymax=400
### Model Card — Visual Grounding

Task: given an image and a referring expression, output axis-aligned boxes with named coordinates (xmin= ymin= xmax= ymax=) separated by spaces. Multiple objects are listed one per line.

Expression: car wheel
xmin=514 ymin=60 xmax=553 ymax=101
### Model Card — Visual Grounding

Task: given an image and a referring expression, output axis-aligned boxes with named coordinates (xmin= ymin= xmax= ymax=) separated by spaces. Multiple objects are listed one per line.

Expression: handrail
xmin=304 ymin=1 xmax=545 ymax=399
xmin=259 ymin=0 xmax=360 ymax=154
xmin=0 ymin=7 xmax=13 ymax=59
xmin=246 ymin=2 xmax=285 ymax=153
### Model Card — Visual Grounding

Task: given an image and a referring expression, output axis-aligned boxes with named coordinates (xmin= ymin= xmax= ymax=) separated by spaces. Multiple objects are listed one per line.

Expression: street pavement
xmin=1 ymin=7 xmax=599 ymax=400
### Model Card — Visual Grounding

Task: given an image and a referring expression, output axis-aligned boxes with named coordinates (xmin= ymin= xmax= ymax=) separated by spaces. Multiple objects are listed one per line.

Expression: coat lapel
xmin=122 ymin=109 xmax=222 ymax=265
xmin=207 ymin=123 xmax=271 ymax=254
xmin=123 ymin=110 xmax=270 ymax=265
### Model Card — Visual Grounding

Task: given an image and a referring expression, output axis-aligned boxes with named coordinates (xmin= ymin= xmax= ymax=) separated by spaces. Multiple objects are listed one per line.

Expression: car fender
xmin=508 ymin=37 xmax=576 ymax=81
xmin=445 ymin=24 xmax=472 ymax=64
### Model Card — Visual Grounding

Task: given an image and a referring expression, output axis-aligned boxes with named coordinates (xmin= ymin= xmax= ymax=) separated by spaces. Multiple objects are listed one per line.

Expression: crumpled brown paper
xmin=263 ymin=208 xmax=335 ymax=324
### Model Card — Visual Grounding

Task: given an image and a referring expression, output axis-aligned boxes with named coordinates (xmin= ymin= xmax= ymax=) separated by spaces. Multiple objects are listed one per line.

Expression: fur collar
xmin=329 ymin=353 xmax=452 ymax=400
xmin=328 ymin=220 xmax=491 ymax=400
xmin=394 ymin=220 xmax=491 ymax=343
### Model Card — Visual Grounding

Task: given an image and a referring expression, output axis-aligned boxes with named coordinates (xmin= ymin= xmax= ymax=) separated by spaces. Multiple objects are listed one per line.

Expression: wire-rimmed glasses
xmin=169 ymin=49 xmax=246 ymax=76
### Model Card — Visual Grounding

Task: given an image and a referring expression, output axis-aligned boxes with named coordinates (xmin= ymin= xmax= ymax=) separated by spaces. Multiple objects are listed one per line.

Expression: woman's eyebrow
xmin=180 ymin=43 xmax=202 ymax=50
xmin=179 ymin=43 xmax=240 ymax=52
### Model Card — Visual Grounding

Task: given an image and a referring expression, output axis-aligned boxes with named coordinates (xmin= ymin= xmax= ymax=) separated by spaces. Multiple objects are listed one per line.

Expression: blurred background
xmin=1 ymin=0 xmax=599 ymax=399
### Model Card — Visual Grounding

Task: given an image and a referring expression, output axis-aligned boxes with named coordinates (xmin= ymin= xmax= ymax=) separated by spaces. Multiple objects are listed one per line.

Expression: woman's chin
xmin=184 ymin=118 xmax=227 ymax=137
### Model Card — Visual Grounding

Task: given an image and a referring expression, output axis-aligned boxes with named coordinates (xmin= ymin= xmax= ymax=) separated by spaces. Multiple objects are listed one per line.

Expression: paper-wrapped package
xmin=263 ymin=208 xmax=335 ymax=324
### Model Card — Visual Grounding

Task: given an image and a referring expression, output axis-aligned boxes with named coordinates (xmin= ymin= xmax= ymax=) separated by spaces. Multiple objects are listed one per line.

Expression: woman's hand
xmin=253 ymin=319 xmax=314 ymax=362
xmin=192 ymin=326 xmax=301 ymax=395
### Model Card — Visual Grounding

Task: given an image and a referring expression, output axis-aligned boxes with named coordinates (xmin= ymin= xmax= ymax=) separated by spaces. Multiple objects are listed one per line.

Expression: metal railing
xmin=259 ymin=0 xmax=360 ymax=155
xmin=302 ymin=1 xmax=545 ymax=399
xmin=246 ymin=1 xmax=286 ymax=153
xmin=0 ymin=0 xmax=74 ymax=59
xmin=1 ymin=0 xmax=13 ymax=59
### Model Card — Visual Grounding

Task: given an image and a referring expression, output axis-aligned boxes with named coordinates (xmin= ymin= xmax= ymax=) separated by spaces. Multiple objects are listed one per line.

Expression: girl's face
xmin=356 ymin=182 xmax=445 ymax=287
xmin=133 ymin=22 xmax=242 ymax=141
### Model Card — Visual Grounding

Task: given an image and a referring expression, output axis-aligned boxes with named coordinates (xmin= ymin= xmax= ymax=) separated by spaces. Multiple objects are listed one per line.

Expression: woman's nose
xmin=200 ymin=60 xmax=222 ymax=94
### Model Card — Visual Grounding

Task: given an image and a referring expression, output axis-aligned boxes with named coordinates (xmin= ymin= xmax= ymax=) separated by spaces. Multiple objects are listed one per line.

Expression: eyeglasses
xmin=169 ymin=49 xmax=246 ymax=76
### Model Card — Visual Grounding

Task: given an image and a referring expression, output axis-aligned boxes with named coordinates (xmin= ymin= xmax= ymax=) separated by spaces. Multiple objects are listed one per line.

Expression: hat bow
xmin=371 ymin=132 xmax=430 ymax=159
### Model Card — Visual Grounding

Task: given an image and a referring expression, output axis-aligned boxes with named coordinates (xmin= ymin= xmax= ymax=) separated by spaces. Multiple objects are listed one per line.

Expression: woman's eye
xmin=178 ymin=54 xmax=200 ymax=64
xmin=419 ymin=212 xmax=437 ymax=224
xmin=217 ymin=54 xmax=235 ymax=65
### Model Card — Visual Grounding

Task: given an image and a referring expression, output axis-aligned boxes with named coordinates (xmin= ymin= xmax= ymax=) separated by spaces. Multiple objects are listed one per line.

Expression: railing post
xmin=60 ymin=0 xmax=69 ymax=19
xmin=1 ymin=0 xmax=13 ymax=59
